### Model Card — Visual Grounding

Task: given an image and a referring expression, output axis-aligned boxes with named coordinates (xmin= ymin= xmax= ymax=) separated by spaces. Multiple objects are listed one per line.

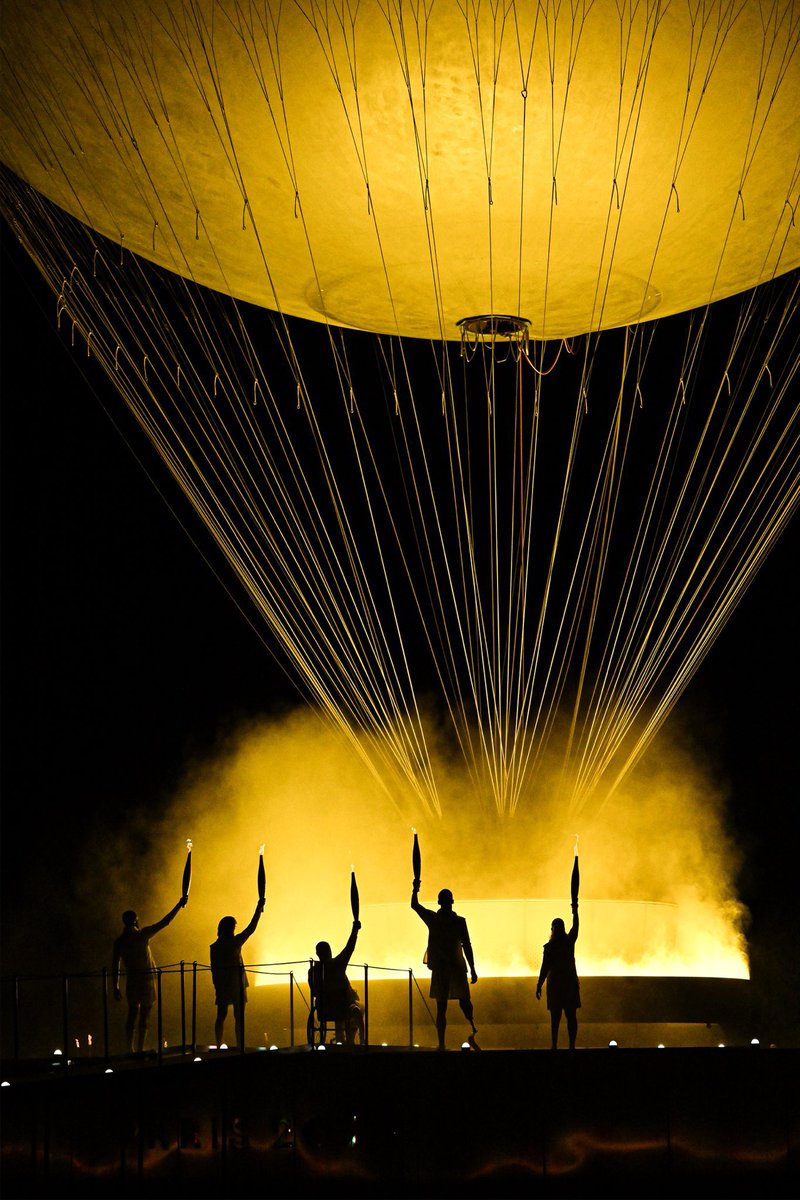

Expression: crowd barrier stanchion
xmin=180 ymin=961 xmax=186 ymax=1054
xmin=102 ymin=968 xmax=110 ymax=1062
xmin=408 ymin=970 xmax=414 ymax=1047
xmin=61 ymin=973 xmax=69 ymax=1062
xmin=156 ymin=968 xmax=163 ymax=1064
xmin=239 ymin=964 xmax=246 ymax=1055
xmin=363 ymin=965 xmax=369 ymax=1046
xmin=191 ymin=962 xmax=197 ymax=1051
xmin=13 ymin=976 xmax=20 ymax=1061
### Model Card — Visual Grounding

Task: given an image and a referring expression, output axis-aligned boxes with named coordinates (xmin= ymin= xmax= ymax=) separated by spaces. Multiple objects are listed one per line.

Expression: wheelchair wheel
xmin=307 ymin=1009 xmax=328 ymax=1047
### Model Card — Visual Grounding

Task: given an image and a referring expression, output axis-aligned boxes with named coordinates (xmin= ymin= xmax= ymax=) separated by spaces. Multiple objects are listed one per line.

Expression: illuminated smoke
xmin=98 ymin=706 xmax=748 ymax=982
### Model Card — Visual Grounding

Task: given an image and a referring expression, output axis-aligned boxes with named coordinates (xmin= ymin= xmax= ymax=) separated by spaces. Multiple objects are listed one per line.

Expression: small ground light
xmin=608 ymin=1040 xmax=618 ymax=1048
xmin=219 ymin=1043 xmax=228 ymax=1050
xmin=750 ymin=1038 xmax=760 ymax=1046
xmin=194 ymin=1056 xmax=202 ymax=1063
xmin=718 ymin=1043 xmax=725 ymax=1048
xmin=461 ymin=1041 xmax=471 ymax=1050
xmin=104 ymin=1068 xmax=114 ymax=1075
xmin=2 ymin=1081 xmax=11 ymax=1087
xmin=269 ymin=1045 xmax=278 ymax=1051
xmin=53 ymin=1049 xmax=62 ymax=1056
xmin=657 ymin=1043 xmax=665 ymax=1049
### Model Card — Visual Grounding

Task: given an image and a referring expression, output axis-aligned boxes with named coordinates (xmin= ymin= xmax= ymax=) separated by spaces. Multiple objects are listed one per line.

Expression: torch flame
xmin=186 ymin=838 xmax=193 ymax=851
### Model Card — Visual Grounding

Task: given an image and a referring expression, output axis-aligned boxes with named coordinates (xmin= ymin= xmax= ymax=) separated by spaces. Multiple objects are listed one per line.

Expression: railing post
xmin=156 ymin=968 xmax=163 ymax=1064
xmin=408 ymin=970 xmax=413 ymax=1047
xmin=102 ymin=968 xmax=110 ymax=1062
xmin=13 ymin=976 xmax=20 ymax=1061
xmin=180 ymin=961 xmax=186 ymax=1054
xmin=191 ymin=962 xmax=197 ymax=1052
xmin=61 ymin=973 xmax=69 ymax=1063
xmin=363 ymin=965 xmax=369 ymax=1047
xmin=289 ymin=972 xmax=294 ymax=1048
xmin=239 ymin=962 xmax=246 ymax=1055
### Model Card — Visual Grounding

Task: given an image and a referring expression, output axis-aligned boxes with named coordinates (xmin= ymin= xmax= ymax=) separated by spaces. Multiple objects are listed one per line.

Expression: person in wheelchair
xmin=308 ymin=919 xmax=364 ymax=1045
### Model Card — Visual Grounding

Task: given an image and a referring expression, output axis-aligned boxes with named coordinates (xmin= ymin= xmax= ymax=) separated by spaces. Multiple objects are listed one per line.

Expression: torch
xmin=412 ymin=828 xmax=421 ymax=889
xmin=350 ymin=865 xmax=360 ymax=923
xmin=181 ymin=839 xmax=192 ymax=902
xmin=258 ymin=844 xmax=266 ymax=903
xmin=571 ymin=835 xmax=580 ymax=909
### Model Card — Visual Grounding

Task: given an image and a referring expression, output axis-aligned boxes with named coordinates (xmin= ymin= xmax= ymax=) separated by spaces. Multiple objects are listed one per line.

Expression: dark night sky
xmin=1 ymin=221 xmax=798 ymax=1037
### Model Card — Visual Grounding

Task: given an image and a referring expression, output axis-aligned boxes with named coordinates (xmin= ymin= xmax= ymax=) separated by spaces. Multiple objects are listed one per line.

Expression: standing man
xmin=411 ymin=882 xmax=479 ymax=1050
xmin=210 ymin=897 xmax=265 ymax=1047
xmin=112 ymin=895 xmax=187 ymax=1053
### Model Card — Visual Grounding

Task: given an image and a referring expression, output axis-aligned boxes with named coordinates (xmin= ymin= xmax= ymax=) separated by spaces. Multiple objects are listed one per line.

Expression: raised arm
xmin=141 ymin=896 xmax=187 ymax=939
xmin=338 ymin=919 xmax=361 ymax=965
xmin=236 ymin=897 xmax=266 ymax=945
xmin=569 ymin=901 xmax=579 ymax=941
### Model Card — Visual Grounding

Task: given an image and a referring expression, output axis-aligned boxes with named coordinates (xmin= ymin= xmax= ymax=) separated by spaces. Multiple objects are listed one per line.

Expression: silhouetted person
xmin=411 ymin=882 xmax=478 ymax=1050
xmin=536 ymin=901 xmax=580 ymax=1049
xmin=210 ymin=897 xmax=265 ymax=1046
xmin=112 ymin=896 xmax=187 ymax=1053
xmin=308 ymin=919 xmax=364 ymax=1044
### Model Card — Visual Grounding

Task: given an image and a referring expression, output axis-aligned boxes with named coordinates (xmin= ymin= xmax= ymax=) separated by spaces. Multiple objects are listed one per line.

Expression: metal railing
xmin=1 ymin=960 xmax=434 ymax=1064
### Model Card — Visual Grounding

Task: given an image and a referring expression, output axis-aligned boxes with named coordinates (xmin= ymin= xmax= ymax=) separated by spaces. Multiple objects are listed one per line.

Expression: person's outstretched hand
xmin=470 ymin=970 xmax=478 ymax=985
xmin=536 ymin=989 xmax=542 ymax=1001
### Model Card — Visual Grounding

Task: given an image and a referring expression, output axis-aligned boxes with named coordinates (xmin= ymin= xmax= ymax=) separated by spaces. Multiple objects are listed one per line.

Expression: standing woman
xmin=536 ymin=877 xmax=580 ymax=1049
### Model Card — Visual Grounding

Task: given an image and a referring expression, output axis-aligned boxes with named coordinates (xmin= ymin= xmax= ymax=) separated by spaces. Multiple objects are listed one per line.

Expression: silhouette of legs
xmin=124 ymin=1002 xmax=139 ymax=1053
xmin=435 ymin=1000 xmax=448 ymax=1049
xmin=459 ymin=997 xmax=478 ymax=1045
xmin=565 ymin=1008 xmax=578 ymax=1049
xmin=345 ymin=1003 xmax=364 ymax=1045
xmin=214 ymin=1003 xmax=242 ymax=1051
xmin=136 ymin=1003 xmax=153 ymax=1053
xmin=550 ymin=1008 xmax=577 ymax=1049
xmin=435 ymin=998 xmax=478 ymax=1049
xmin=125 ymin=1001 xmax=153 ymax=1053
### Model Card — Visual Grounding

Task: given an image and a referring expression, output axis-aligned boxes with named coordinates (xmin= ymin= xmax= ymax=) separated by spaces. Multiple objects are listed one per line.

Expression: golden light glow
xmin=0 ymin=4 xmax=791 ymax=980
xmin=102 ymin=709 xmax=748 ymax=984
xmin=1 ymin=2 xmax=796 ymax=337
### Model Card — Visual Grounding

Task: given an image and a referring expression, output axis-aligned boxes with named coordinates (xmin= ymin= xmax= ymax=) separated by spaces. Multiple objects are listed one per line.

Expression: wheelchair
xmin=306 ymin=973 xmax=364 ymax=1046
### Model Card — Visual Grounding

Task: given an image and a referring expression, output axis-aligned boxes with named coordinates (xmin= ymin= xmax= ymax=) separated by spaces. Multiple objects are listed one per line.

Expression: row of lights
xmin=0 ymin=1035 xmax=770 ymax=1086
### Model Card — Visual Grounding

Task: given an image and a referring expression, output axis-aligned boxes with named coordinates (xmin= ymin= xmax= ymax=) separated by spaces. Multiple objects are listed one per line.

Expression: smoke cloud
xmin=59 ymin=705 xmax=748 ymax=983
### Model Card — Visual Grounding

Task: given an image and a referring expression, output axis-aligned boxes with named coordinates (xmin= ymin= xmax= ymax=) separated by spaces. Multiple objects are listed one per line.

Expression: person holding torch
xmin=411 ymin=880 xmax=479 ymax=1051
xmin=536 ymin=840 xmax=581 ymax=1049
xmin=308 ymin=868 xmax=364 ymax=1045
xmin=112 ymin=894 xmax=187 ymax=1054
xmin=210 ymin=847 xmax=266 ymax=1047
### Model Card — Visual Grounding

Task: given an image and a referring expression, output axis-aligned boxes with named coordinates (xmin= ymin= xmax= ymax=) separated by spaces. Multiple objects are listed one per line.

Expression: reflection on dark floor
xmin=1 ymin=1043 xmax=797 ymax=1198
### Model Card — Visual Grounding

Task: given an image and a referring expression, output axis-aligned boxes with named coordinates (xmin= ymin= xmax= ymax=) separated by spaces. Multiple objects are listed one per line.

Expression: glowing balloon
xmin=0 ymin=2 xmax=796 ymax=338
xmin=0 ymin=1 xmax=797 ymax=819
